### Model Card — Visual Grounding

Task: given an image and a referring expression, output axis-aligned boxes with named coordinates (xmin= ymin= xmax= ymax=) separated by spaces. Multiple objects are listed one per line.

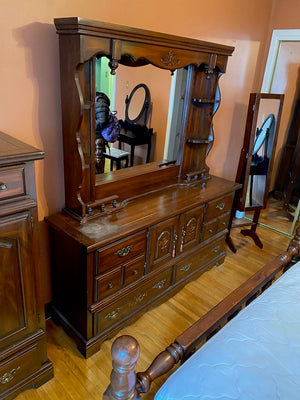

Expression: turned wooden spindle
xmin=103 ymin=335 xmax=140 ymax=400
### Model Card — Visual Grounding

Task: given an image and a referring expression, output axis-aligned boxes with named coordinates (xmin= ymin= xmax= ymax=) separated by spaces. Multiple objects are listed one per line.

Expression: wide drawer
xmin=174 ymin=237 xmax=225 ymax=283
xmin=205 ymin=194 xmax=233 ymax=221
xmin=0 ymin=342 xmax=41 ymax=393
xmin=96 ymin=231 xmax=146 ymax=274
xmin=0 ymin=166 xmax=26 ymax=202
xmin=93 ymin=268 xmax=171 ymax=334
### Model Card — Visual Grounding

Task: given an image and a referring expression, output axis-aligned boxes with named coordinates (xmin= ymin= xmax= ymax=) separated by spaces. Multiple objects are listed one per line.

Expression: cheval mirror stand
xmin=45 ymin=17 xmax=241 ymax=358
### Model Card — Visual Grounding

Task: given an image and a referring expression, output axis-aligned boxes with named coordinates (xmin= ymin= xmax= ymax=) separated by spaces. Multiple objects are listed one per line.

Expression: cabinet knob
xmin=133 ymin=269 xmax=138 ymax=275
xmin=212 ymin=245 xmax=221 ymax=253
xmin=107 ymin=283 xmax=113 ymax=289
xmin=0 ymin=183 xmax=7 ymax=191
xmin=0 ymin=367 xmax=20 ymax=384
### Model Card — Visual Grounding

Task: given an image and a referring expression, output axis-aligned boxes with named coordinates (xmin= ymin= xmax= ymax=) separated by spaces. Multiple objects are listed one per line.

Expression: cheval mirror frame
xmin=227 ymin=93 xmax=284 ymax=252
xmin=54 ymin=17 xmax=234 ymax=222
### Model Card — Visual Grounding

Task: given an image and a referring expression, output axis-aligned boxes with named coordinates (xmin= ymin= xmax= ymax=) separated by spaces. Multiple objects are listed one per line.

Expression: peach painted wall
xmin=1 ymin=0 xmax=292 ymax=303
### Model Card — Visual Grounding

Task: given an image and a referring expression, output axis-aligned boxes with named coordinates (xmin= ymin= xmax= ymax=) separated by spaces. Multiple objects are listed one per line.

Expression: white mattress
xmin=155 ymin=260 xmax=300 ymax=400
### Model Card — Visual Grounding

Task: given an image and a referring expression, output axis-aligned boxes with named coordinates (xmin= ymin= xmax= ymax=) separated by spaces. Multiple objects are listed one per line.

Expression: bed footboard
xmin=104 ymin=227 xmax=300 ymax=400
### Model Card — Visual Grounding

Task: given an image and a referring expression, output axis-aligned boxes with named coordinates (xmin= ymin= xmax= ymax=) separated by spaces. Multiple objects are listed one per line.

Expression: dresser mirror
xmin=54 ymin=17 xmax=234 ymax=220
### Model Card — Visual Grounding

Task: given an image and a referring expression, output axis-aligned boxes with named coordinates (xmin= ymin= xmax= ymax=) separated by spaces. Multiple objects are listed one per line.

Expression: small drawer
xmin=96 ymin=231 xmax=146 ymax=274
xmin=93 ymin=269 xmax=171 ymax=334
xmin=0 ymin=166 xmax=26 ymax=201
xmin=0 ymin=342 xmax=40 ymax=392
xmin=217 ymin=212 xmax=230 ymax=233
xmin=95 ymin=267 xmax=122 ymax=301
xmin=202 ymin=219 xmax=218 ymax=241
xmin=123 ymin=256 xmax=144 ymax=287
xmin=205 ymin=194 xmax=233 ymax=221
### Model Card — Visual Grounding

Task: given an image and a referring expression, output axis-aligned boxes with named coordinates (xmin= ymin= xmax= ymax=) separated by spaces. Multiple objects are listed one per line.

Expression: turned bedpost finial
xmin=103 ymin=335 xmax=140 ymax=400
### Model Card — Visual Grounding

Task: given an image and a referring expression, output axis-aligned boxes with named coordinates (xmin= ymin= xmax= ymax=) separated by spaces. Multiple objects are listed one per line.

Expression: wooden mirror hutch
xmin=45 ymin=17 xmax=240 ymax=358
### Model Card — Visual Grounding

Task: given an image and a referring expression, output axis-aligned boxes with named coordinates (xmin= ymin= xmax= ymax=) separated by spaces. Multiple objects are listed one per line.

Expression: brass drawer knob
xmin=0 ymin=183 xmax=8 ymax=191
xmin=107 ymin=283 xmax=113 ymax=289
xmin=212 ymin=245 xmax=221 ymax=253
xmin=208 ymin=228 xmax=214 ymax=233
xmin=133 ymin=269 xmax=138 ymax=275
xmin=114 ymin=245 xmax=132 ymax=257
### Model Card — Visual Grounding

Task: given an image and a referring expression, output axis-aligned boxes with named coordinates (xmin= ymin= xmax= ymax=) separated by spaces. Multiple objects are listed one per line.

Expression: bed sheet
xmin=155 ymin=260 xmax=300 ymax=400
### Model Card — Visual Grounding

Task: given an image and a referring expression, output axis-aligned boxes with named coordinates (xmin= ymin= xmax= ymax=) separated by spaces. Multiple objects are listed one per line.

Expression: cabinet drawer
xmin=0 ymin=342 xmax=41 ymax=392
xmin=175 ymin=252 xmax=225 ymax=283
xmin=95 ymin=267 xmax=122 ymax=301
xmin=93 ymin=269 xmax=171 ymax=334
xmin=123 ymin=256 xmax=144 ymax=286
xmin=205 ymin=194 xmax=233 ymax=221
xmin=0 ymin=166 xmax=26 ymax=202
xmin=202 ymin=212 xmax=230 ymax=241
xmin=96 ymin=231 xmax=146 ymax=274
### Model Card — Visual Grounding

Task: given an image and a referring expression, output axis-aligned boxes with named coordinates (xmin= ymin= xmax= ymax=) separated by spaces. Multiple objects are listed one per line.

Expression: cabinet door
xmin=178 ymin=206 xmax=204 ymax=254
xmin=0 ymin=211 xmax=39 ymax=351
xmin=148 ymin=216 xmax=179 ymax=272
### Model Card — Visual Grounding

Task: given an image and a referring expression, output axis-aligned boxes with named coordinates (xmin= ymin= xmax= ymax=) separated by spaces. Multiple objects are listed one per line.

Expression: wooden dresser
xmin=46 ymin=18 xmax=240 ymax=358
xmin=0 ymin=132 xmax=53 ymax=399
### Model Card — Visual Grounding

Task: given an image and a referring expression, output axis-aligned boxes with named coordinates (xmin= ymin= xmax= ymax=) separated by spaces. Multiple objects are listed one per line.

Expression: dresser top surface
xmin=0 ymin=131 xmax=44 ymax=165
xmin=46 ymin=175 xmax=240 ymax=252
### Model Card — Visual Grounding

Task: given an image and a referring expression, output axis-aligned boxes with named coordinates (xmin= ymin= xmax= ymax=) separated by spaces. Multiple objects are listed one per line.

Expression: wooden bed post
xmin=103 ymin=335 xmax=141 ymax=400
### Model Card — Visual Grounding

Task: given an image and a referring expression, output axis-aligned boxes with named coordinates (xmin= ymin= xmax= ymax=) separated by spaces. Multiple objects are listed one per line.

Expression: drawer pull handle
xmin=208 ymin=228 xmax=214 ymax=233
xmin=114 ymin=245 xmax=132 ymax=257
xmin=107 ymin=283 xmax=113 ymax=289
xmin=181 ymin=263 xmax=191 ymax=272
xmin=133 ymin=269 xmax=138 ymax=275
xmin=0 ymin=241 xmax=12 ymax=249
xmin=212 ymin=245 xmax=221 ymax=253
xmin=172 ymin=234 xmax=178 ymax=258
xmin=105 ymin=308 xmax=120 ymax=320
xmin=153 ymin=279 xmax=166 ymax=290
xmin=0 ymin=183 xmax=8 ymax=191
xmin=216 ymin=202 xmax=225 ymax=210
xmin=1 ymin=367 xmax=20 ymax=384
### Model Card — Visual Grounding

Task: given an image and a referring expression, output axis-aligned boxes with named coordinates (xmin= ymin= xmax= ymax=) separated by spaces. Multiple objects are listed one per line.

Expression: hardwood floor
xmin=15 ymin=225 xmax=292 ymax=400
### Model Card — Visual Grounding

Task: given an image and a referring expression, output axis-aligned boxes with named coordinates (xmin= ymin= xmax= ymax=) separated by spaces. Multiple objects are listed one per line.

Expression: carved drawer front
xmin=93 ymin=269 xmax=171 ymax=335
xmin=148 ymin=216 xmax=179 ymax=272
xmin=123 ymin=256 xmax=144 ymax=286
xmin=95 ymin=267 xmax=122 ymax=301
xmin=205 ymin=194 xmax=233 ymax=221
xmin=0 ymin=166 xmax=26 ymax=202
xmin=0 ymin=342 xmax=41 ymax=393
xmin=178 ymin=206 xmax=204 ymax=254
xmin=96 ymin=231 xmax=146 ymax=274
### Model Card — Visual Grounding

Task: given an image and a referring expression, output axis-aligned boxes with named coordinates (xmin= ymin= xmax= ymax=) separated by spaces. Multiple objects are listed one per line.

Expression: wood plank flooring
xmin=15 ymin=225 xmax=292 ymax=400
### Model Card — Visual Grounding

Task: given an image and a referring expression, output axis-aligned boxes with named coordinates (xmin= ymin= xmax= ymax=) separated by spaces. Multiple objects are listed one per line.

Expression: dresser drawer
xmin=93 ymin=268 xmax=171 ymax=334
xmin=202 ymin=211 xmax=230 ymax=241
xmin=123 ymin=256 xmax=144 ymax=286
xmin=205 ymin=194 xmax=233 ymax=221
xmin=174 ymin=237 xmax=225 ymax=283
xmin=0 ymin=342 xmax=41 ymax=392
xmin=0 ymin=166 xmax=26 ymax=202
xmin=96 ymin=231 xmax=146 ymax=274
xmin=95 ymin=267 xmax=122 ymax=301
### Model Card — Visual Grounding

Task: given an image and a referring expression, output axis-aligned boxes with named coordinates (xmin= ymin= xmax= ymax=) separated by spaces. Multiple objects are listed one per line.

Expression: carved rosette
xmin=160 ymin=50 xmax=180 ymax=67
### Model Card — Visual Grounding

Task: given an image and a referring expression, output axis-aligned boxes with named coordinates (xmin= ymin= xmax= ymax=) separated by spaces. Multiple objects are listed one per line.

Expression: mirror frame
xmin=236 ymin=93 xmax=284 ymax=212
xmin=54 ymin=17 xmax=234 ymax=221
xmin=125 ymin=83 xmax=151 ymax=125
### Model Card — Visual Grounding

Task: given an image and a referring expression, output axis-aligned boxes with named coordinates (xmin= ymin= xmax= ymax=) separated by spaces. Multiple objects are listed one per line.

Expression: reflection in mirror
xmin=95 ymin=58 xmax=176 ymax=173
xmin=245 ymin=98 xmax=280 ymax=208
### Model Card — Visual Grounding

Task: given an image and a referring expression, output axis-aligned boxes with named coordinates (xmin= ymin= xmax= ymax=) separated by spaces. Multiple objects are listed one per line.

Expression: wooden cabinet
xmin=46 ymin=18 xmax=240 ymax=358
xmin=0 ymin=132 xmax=53 ymax=400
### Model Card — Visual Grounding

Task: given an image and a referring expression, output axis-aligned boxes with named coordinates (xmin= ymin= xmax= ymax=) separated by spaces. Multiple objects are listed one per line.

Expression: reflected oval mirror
xmin=125 ymin=83 xmax=151 ymax=124
xmin=253 ymin=113 xmax=275 ymax=155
